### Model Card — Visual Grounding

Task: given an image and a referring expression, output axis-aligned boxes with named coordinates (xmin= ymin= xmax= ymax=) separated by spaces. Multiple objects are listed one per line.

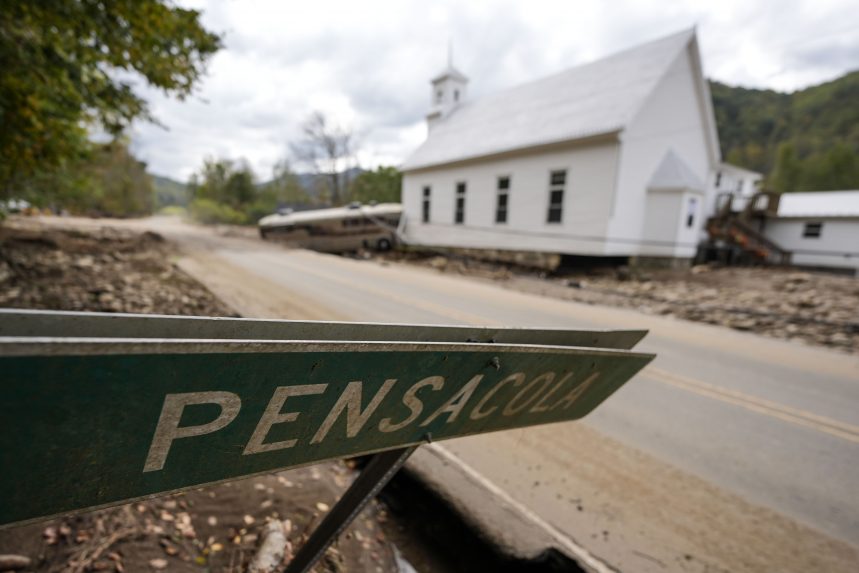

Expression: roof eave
xmin=773 ymin=214 xmax=859 ymax=219
xmin=431 ymin=67 xmax=468 ymax=84
xmin=719 ymin=162 xmax=762 ymax=177
xmin=648 ymin=186 xmax=706 ymax=195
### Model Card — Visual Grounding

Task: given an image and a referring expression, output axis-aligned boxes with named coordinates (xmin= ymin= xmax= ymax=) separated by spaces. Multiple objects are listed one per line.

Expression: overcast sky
xmin=130 ymin=0 xmax=859 ymax=181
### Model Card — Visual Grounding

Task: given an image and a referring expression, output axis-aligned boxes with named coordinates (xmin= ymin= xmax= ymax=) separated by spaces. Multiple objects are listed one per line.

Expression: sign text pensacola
xmin=0 ymin=339 xmax=653 ymax=527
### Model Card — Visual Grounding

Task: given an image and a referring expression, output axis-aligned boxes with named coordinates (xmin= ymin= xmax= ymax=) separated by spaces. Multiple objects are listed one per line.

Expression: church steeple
xmin=427 ymin=45 xmax=468 ymax=131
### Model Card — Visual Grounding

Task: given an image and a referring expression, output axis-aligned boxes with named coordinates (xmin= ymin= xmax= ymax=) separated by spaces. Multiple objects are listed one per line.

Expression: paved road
xmin=51 ymin=217 xmax=859 ymax=572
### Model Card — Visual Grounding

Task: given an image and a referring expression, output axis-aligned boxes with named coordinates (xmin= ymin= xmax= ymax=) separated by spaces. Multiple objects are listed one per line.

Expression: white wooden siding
xmin=402 ymin=141 xmax=620 ymax=256
xmin=611 ymin=45 xmax=712 ymax=257
xmin=764 ymin=219 xmax=859 ymax=272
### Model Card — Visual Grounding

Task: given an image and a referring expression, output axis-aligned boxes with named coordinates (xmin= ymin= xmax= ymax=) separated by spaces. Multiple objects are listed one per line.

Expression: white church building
xmin=400 ymin=29 xmax=721 ymax=261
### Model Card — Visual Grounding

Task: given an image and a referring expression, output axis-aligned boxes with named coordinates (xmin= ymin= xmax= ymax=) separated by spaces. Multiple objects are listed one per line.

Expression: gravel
xmin=0 ymin=223 xmax=235 ymax=316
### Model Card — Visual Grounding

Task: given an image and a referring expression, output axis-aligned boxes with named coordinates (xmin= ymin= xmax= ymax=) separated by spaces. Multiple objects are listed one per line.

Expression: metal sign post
xmin=0 ymin=310 xmax=655 ymax=572
xmin=284 ymin=446 xmax=418 ymax=573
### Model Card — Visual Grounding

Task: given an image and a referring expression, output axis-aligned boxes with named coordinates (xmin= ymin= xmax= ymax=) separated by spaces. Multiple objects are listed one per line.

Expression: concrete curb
xmin=403 ymin=444 xmax=614 ymax=573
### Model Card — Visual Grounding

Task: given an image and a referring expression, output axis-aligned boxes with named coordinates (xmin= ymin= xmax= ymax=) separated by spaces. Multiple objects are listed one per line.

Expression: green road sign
xmin=0 ymin=309 xmax=647 ymax=349
xmin=0 ymin=313 xmax=654 ymax=528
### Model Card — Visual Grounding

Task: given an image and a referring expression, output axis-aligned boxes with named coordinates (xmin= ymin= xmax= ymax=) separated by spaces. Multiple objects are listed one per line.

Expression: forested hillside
xmin=711 ymin=70 xmax=859 ymax=192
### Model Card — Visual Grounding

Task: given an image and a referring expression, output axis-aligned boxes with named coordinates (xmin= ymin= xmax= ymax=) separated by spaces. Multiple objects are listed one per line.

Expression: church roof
xmin=404 ymin=29 xmax=697 ymax=171
xmin=776 ymin=191 xmax=859 ymax=218
xmin=649 ymin=149 xmax=706 ymax=190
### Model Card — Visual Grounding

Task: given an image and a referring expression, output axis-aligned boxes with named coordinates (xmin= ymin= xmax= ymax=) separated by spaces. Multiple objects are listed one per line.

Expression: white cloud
xmin=131 ymin=0 xmax=859 ymax=180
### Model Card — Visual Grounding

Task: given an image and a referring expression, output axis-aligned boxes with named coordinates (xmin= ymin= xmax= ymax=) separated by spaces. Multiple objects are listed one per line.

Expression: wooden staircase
xmin=703 ymin=192 xmax=792 ymax=265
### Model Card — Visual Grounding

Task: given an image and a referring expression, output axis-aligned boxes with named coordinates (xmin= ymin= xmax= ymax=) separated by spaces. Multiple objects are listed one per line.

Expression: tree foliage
xmin=188 ymin=158 xmax=254 ymax=223
xmin=711 ymin=71 xmax=859 ymax=191
xmin=349 ymin=166 xmax=402 ymax=204
xmin=15 ymin=139 xmax=154 ymax=216
xmin=0 ymin=0 xmax=221 ymax=194
xmin=86 ymin=140 xmax=154 ymax=216
xmin=188 ymin=157 xmax=310 ymax=225
xmin=263 ymin=159 xmax=311 ymax=207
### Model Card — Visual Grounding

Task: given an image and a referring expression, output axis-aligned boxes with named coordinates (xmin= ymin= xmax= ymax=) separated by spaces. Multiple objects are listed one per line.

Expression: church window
xmin=422 ymin=186 xmax=431 ymax=223
xmin=547 ymin=170 xmax=566 ymax=223
xmin=802 ymin=222 xmax=822 ymax=238
xmin=455 ymin=182 xmax=466 ymax=224
xmin=686 ymin=196 xmax=698 ymax=228
xmin=495 ymin=176 xmax=510 ymax=223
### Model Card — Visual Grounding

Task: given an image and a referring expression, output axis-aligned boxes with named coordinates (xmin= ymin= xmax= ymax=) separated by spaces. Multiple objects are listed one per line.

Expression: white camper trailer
xmin=258 ymin=203 xmax=402 ymax=253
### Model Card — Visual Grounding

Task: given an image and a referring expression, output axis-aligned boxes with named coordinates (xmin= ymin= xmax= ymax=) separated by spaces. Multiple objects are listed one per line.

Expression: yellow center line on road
xmin=644 ymin=367 xmax=859 ymax=444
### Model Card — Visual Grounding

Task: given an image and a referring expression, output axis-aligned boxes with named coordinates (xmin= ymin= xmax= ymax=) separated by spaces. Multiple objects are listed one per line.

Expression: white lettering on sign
xmin=503 ymin=371 xmax=556 ymax=416
xmin=469 ymin=372 xmax=525 ymax=420
xmin=142 ymin=368 xmax=606 ymax=472
xmin=378 ymin=376 xmax=444 ymax=433
xmin=310 ymin=379 xmax=397 ymax=444
xmin=144 ymin=391 xmax=242 ymax=472
xmin=551 ymin=372 xmax=600 ymax=410
xmin=530 ymin=372 xmax=573 ymax=413
xmin=244 ymin=384 xmax=328 ymax=454
xmin=420 ymin=374 xmax=483 ymax=426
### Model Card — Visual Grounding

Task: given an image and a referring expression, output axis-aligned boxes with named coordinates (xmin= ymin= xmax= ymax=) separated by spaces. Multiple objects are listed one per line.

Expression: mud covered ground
xmin=0 ymin=220 xmax=398 ymax=573
xmin=373 ymin=250 xmax=859 ymax=353
xmin=0 ymin=221 xmax=234 ymax=316
xmin=0 ymin=468 xmax=396 ymax=573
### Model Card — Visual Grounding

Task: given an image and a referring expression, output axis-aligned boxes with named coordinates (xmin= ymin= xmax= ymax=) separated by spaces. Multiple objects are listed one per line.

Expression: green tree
xmin=266 ymin=160 xmax=311 ymax=206
xmin=770 ymin=142 xmax=802 ymax=192
xmin=188 ymin=158 xmax=258 ymax=224
xmin=189 ymin=158 xmax=257 ymax=208
xmin=223 ymin=163 xmax=256 ymax=207
xmin=0 ymin=0 xmax=221 ymax=195
xmin=817 ymin=143 xmax=859 ymax=190
xmin=13 ymin=138 xmax=153 ymax=216
xmin=14 ymin=151 xmax=94 ymax=211
xmin=349 ymin=166 xmax=402 ymax=204
xmin=243 ymin=159 xmax=312 ymax=222
xmin=189 ymin=159 xmax=230 ymax=204
xmin=86 ymin=140 xmax=154 ymax=216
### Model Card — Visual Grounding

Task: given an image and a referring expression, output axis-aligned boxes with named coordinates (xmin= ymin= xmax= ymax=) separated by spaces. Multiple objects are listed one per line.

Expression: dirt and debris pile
xmin=370 ymin=248 xmax=515 ymax=281
xmin=381 ymin=248 xmax=859 ymax=353
xmin=0 ymin=220 xmax=397 ymax=572
xmin=0 ymin=467 xmax=395 ymax=573
xmin=0 ymin=222 xmax=233 ymax=316
xmin=522 ymin=265 xmax=859 ymax=352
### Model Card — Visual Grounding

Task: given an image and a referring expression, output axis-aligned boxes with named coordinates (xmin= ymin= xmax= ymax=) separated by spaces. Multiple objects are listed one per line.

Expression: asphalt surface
xmin=45 ymin=217 xmax=859 ymax=572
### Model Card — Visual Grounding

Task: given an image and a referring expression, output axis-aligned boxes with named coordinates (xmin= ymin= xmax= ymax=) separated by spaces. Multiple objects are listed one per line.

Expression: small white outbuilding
xmin=400 ymin=28 xmax=721 ymax=261
xmin=762 ymin=191 xmax=859 ymax=273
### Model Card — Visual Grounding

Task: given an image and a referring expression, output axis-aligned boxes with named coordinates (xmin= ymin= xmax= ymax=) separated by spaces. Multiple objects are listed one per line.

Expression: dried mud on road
xmin=444 ymin=423 xmax=859 ymax=573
